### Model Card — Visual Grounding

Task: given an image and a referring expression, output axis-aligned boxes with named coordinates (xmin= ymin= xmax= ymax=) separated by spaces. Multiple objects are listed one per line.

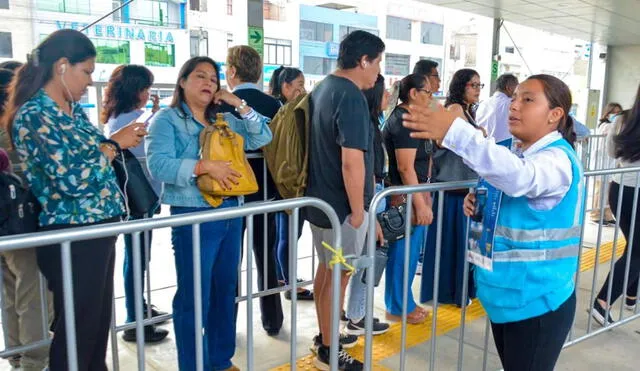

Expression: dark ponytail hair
xmin=170 ymin=56 xmax=221 ymax=121
xmin=397 ymin=73 xmax=427 ymax=105
xmin=2 ymin=29 xmax=96 ymax=146
xmin=270 ymin=66 xmax=303 ymax=103
xmin=613 ymin=83 xmax=640 ymax=162
xmin=526 ymin=74 xmax=576 ymax=148
xmin=101 ymin=64 xmax=154 ymax=124
xmin=363 ymin=74 xmax=385 ymax=127
xmin=269 ymin=66 xmax=284 ymax=97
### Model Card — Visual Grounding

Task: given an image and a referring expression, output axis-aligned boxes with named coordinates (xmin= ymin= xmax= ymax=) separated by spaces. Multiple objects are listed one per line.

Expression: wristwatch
xmin=235 ymin=99 xmax=248 ymax=112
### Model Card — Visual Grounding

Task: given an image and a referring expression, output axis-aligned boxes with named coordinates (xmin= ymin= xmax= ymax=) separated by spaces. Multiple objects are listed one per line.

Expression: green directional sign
xmin=491 ymin=60 xmax=499 ymax=81
xmin=248 ymin=26 xmax=264 ymax=59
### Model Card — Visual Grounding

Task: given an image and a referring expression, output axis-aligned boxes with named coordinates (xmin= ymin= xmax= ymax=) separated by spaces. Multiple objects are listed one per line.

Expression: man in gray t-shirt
xmin=305 ymin=30 xmax=385 ymax=371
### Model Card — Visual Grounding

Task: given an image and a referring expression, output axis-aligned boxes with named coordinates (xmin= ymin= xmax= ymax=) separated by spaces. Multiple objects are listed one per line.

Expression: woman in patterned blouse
xmin=3 ymin=29 xmax=145 ymax=371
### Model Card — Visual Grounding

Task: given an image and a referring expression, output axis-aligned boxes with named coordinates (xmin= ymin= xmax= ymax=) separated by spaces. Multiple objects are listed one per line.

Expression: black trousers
xmin=242 ymin=158 xmax=284 ymax=333
xmin=241 ymin=210 xmax=284 ymax=332
xmin=597 ymin=182 xmax=640 ymax=303
xmin=36 ymin=218 xmax=118 ymax=371
xmin=491 ymin=293 xmax=576 ymax=371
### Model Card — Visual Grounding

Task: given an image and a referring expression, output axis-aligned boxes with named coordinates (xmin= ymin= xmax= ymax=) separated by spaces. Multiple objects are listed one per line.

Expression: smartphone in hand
xmin=137 ymin=110 xmax=156 ymax=126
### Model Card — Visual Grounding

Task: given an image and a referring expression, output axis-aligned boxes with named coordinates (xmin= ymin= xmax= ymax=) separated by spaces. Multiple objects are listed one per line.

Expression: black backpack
xmin=0 ymin=172 xmax=40 ymax=236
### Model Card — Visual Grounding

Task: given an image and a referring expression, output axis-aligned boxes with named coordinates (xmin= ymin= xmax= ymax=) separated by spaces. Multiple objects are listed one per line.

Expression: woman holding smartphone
xmin=403 ymin=74 xmax=584 ymax=371
xmin=102 ymin=64 xmax=168 ymax=344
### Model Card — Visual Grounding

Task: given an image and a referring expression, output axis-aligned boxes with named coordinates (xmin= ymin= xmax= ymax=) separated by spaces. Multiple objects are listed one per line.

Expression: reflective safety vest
xmin=475 ymin=138 xmax=585 ymax=324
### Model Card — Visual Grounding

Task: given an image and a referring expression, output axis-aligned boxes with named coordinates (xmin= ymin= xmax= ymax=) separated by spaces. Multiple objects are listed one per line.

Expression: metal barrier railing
xmin=2 ymin=153 xmax=640 ymax=370
xmin=0 ymin=197 xmax=341 ymax=371
xmin=362 ymin=166 xmax=640 ymax=371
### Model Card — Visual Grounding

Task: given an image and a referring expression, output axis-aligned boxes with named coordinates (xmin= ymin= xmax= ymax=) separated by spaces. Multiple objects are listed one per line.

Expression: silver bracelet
xmin=235 ymin=99 xmax=248 ymax=112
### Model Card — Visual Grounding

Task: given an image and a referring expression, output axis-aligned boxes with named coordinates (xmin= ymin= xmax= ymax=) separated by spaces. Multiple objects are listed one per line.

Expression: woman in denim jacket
xmin=145 ymin=56 xmax=272 ymax=371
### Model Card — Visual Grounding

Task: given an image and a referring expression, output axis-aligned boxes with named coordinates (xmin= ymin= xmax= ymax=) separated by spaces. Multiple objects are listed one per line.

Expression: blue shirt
xmin=572 ymin=117 xmax=591 ymax=140
xmin=12 ymin=89 xmax=125 ymax=226
xmin=145 ymin=103 xmax=272 ymax=208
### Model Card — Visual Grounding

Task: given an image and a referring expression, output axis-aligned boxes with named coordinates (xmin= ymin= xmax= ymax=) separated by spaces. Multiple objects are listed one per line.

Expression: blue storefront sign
xmin=326 ymin=42 xmax=340 ymax=57
xmin=56 ymin=21 xmax=175 ymax=44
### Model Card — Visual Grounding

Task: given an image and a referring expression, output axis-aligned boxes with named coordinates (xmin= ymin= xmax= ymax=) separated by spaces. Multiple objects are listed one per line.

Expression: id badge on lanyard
xmin=467 ymin=138 xmax=519 ymax=271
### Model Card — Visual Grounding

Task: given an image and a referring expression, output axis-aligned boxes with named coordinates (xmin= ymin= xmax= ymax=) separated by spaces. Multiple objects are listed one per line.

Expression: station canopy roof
xmin=419 ymin=0 xmax=640 ymax=46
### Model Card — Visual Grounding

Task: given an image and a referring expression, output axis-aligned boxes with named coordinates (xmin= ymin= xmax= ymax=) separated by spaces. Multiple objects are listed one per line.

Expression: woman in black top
xmin=383 ymin=73 xmax=434 ymax=323
xmin=421 ymin=68 xmax=483 ymax=307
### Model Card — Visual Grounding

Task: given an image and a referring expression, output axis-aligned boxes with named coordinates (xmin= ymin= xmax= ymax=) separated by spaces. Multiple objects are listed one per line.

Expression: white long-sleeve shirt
xmin=476 ymin=91 xmax=512 ymax=143
xmin=442 ymin=118 xmax=572 ymax=210
xmin=607 ymin=115 xmax=640 ymax=187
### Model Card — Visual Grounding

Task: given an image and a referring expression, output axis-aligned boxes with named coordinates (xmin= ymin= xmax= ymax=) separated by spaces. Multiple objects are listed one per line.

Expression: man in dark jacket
xmin=220 ymin=45 xmax=283 ymax=336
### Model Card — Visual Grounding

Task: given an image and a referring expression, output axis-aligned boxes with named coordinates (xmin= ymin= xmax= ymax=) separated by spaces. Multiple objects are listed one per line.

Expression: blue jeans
xmin=123 ymin=215 xmax=153 ymax=323
xmin=346 ymin=183 xmax=387 ymax=322
xmin=274 ymin=211 xmax=305 ymax=284
xmin=385 ymin=225 xmax=426 ymax=315
xmin=170 ymin=199 xmax=242 ymax=371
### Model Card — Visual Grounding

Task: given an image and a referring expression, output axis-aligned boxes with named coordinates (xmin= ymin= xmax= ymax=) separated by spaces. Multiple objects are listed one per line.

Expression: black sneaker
xmin=122 ymin=325 xmax=169 ymax=344
xmin=314 ymin=345 xmax=363 ymax=371
xmin=346 ymin=318 xmax=390 ymax=336
xmin=145 ymin=304 xmax=169 ymax=325
xmin=591 ymin=300 xmax=615 ymax=326
xmin=341 ymin=311 xmax=348 ymax=325
xmin=625 ymin=296 xmax=638 ymax=311
xmin=310 ymin=332 xmax=358 ymax=354
xmin=340 ymin=332 xmax=358 ymax=348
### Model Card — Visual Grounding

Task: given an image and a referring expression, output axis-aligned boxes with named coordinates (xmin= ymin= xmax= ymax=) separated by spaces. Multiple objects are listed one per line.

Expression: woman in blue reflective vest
xmin=402 ymin=74 xmax=585 ymax=371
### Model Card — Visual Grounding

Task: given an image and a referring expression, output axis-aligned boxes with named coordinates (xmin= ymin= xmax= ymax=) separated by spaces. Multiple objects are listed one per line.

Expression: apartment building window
xmin=0 ymin=32 xmax=12 ymax=58
xmin=135 ymin=0 xmax=170 ymax=27
xmin=0 ymin=0 xmax=9 ymax=9
xmin=190 ymin=0 xmax=206 ymax=11
xmin=190 ymin=30 xmax=209 ymax=57
xmin=226 ymin=0 xmax=232 ymax=15
xmin=111 ymin=1 xmax=121 ymax=21
xmin=264 ymin=1 xmax=285 ymax=21
xmin=421 ymin=22 xmax=443 ymax=45
xmin=227 ymin=33 xmax=234 ymax=49
xmin=92 ymin=39 xmax=130 ymax=64
xmin=145 ymin=42 xmax=175 ymax=67
xmin=264 ymin=38 xmax=292 ymax=66
xmin=385 ymin=53 xmax=410 ymax=76
xmin=37 ymin=0 xmax=91 ymax=14
xmin=300 ymin=20 xmax=333 ymax=42
xmin=303 ymin=56 xmax=335 ymax=75
xmin=339 ymin=26 xmax=378 ymax=40
xmin=386 ymin=16 xmax=411 ymax=42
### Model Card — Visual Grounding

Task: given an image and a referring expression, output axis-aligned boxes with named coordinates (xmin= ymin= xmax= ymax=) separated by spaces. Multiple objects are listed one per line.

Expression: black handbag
xmin=376 ymin=203 xmax=409 ymax=242
xmin=112 ymin=149 xmax=159 ymax=218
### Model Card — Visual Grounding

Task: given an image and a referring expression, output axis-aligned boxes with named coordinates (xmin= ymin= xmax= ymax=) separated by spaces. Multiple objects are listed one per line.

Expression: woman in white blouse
xmin=592 ymin=84 xmax=640 ymax=324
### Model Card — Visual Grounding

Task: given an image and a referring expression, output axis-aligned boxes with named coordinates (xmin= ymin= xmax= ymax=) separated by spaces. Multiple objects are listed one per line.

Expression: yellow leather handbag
xmin=197 ymin=113 xmax=258 ymax=207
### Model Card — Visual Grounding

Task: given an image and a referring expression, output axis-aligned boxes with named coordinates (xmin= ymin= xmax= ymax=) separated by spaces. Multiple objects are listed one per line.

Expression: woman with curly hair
xmin=102 ymin=64 xmax=169 ymax=344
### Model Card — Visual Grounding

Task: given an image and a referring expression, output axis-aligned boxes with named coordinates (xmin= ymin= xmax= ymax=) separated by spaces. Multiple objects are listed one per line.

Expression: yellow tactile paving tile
xmin=270 ymin=239 xmax=626 ymax=370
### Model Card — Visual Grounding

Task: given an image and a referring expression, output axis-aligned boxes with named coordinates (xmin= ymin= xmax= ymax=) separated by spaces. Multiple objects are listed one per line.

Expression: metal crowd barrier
xmin=362 ymin=166 xmax=640 ymax=371
xmin=2 ymin=153 xmax=640 ymax=370
xmin=0 ymin=197 xmax=341 ymax=371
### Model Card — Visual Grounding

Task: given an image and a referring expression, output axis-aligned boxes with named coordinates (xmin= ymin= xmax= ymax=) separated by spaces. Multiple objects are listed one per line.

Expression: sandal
xmin=385 ymin=307 xmax=426 ymax=324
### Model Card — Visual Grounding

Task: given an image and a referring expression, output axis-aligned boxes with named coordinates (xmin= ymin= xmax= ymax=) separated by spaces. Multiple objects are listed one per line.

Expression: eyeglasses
xmin=418 ymin=88 xmax=433 ymax=96
xmin=467 ymin=83 xmax=485 ymax=89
